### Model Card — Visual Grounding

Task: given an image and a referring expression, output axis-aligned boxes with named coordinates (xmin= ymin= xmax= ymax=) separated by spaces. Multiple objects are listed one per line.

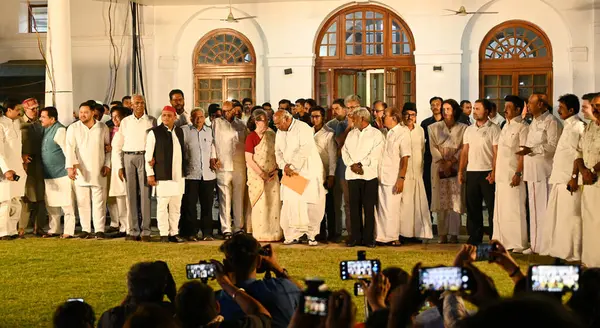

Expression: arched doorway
xmin=193 ymin=29 xmax=256 ymax=110
xmin=479 ymin=20 xmax=553 ymax=115
xmin=314 ymin=4 xmax=416 ymax=108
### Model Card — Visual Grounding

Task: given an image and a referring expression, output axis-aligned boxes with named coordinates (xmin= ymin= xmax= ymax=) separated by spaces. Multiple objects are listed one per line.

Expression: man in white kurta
xmin=518 ymin=94 xmax=563 ymax=254
xmin=578 ymin=95 xmax=600 ymax=267
xmin=492 ymin=96 xmax=529 ymax=251
xmin=376 ymin=108 xmax=411 ymax=244
xmin=66 ymin=104 xmax=111 ymax=238
xmin=145 ymin=106 xmax=185 ymax=243
xmin=541 ymin=95 xmax=585 ymax=261
xmin=274 ymin=110 xmax=326 ymax=246
xmin=399 ymin=103 xmax=433 ymax=240
xmin=0 ymin=103 xmax=27 ymax=239
xmin=39 ymin=108 xmax=76 ymax=238
xmin=311 ymin=107 xmax=338 ymax=241
xmin=212 ymin=101 xmax=247 ymax=237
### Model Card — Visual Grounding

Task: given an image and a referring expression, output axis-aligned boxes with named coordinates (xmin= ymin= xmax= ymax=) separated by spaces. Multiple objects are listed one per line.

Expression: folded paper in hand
xmin=281 ymin=174 xmax=309 ymax=195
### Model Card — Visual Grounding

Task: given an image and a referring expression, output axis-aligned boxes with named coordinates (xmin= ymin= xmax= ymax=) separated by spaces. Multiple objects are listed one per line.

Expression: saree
xmin=247 ymin=130 xmax=283 ymax=241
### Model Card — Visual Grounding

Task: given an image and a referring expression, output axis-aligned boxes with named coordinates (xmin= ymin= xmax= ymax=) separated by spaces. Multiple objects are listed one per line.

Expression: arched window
xmin=315 ymin=5 xmax=415 ymax=109
xmin=479 ymin=20 xmax=552 ymax=115
xmin=193 ymin=29 xmax=256 ymax=110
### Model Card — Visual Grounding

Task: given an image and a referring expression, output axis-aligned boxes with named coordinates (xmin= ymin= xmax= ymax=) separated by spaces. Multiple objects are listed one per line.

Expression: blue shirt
xmin=182 ymin=124 xmax=216 ymax=181
xmin=216 ymin=278 xmax=301 ymax=328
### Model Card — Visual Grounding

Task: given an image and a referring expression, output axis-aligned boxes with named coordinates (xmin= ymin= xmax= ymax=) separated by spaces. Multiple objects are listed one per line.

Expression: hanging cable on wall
xmin=104 ymin=0 xmax=130 ymax=104
xmin=28 ymin=0 xmax=56 ymax=105
xmin=130 ymin=0 xmax=146 ymax=111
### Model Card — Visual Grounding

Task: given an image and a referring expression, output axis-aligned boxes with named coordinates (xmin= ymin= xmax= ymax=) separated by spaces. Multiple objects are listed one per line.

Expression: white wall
xmin=0 ymin=0 xmax=595 ymax=119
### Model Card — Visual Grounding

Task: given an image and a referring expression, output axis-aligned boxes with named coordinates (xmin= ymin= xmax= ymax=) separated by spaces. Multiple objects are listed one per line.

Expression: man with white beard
xmin=541 ymin=94 xmax=585 ymax=261
xmin=0 ymin=99 xmax=27 ymax=240
xmin=274 ymin=110 xmax=325 ymax=246
xmin=492 ymin=96 xmax=529 ymax=251
xmin=66 ymin=102 xmax=111 ymax=239
xmin=517 ymin=93 xmax=562 ymax=254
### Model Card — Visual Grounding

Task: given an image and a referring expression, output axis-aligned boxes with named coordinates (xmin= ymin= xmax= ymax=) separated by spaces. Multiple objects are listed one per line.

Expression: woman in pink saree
xmin=244 ymin=109 xmax=282 ymax=241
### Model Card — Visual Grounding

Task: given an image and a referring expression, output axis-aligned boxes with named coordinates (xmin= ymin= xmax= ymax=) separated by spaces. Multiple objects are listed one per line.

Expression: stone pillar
xmin=45 ymin=0 xmax=74 ymax=126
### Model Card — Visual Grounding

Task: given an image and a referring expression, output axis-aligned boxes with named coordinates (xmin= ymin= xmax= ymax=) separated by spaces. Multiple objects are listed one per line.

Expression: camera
xmin=418 ymin=266 xmax=471 ymax=292
xmin=354 ymin=281 xmax=367 ymax=296
xmin=528 ymin=265 xmax=580 ymax=293
xmin=475 ymin=243 xmax=497 ymax=261
xmin=186 ymin=262 xmax=216 ymax=280
xmin=300 ymin=278 xmax=330 ymax=317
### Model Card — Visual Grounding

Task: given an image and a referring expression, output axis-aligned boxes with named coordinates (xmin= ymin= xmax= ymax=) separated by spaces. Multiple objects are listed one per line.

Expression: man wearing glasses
xmin=371 ymin=100 xmax=387 ymax=132
xmin=19 ymin=98 xmax=47 ymax=237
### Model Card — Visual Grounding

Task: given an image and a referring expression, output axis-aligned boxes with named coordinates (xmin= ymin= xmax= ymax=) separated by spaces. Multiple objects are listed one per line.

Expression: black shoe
xmin=223 ymin=232 xmax=233 ymax=240
xmin=115 ymin=232 xmax=127 ymax=238
xmin=169 ymin=235 xmax=184 ymax=243
xmin=78 ymin=232 xmax=91 ymax=239
xmin=366 ymin=242 xmax=377 ymax=248
xmin=160 ymin=236 xmax=169 ymax=243
xmin=105 ymin=226 xmax=120 ymax=234
xmin=95 ymin=232 xmax=106 ymax=240
xmin=1 ymin=236 xmax=12 ymax=241
xmin=125 ymin=235 xmax=137 ymax=241
xmin=184 ymin=236 xmax=198 ymax=242
xmin=346 ymin=240 xmax=357 ymax=247
xmin=202 ymin=236 xmax=214 ymax=241
xmin=141 ymin=236 xmax=152 ymax=242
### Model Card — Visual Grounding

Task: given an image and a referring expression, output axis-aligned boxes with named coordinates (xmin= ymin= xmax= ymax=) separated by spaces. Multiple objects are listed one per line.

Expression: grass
xmin=0 ymin=238 xmax=551 ymax=327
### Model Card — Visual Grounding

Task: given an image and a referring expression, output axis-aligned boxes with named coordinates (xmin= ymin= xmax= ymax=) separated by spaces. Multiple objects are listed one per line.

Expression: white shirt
xmin=489 ymin=113 xmax=506 ymax=127
xmin=463 ymin=120 xmax=500 ymax=172
xmin=549 ymin=115 xmax=585 ymax=184
xmin=100 ymin=114 xmax=111 ymax=123
xmin=213 ymin=117 xmax=247 ymax=171
xmin=145 ymin=128 xmax=185 ymax=196
xmin=581 ymin=121 xmax=600 ymax=171
xmin=379 ymin=124 xmax=411 ymax=185
xmin=66 ymin=120 xmax=111 ymax=187
xmin=496 ymin=116 xmax=528 ymax=183
xmin=115 ymin=114 xmax=156 ymax=170
xmin=0 ymin=116 xmax=26 ymax=200
xmin=405 ymin=125 xmax=426 ymax=180
xmin=275 ymin=119 xmax=324 ymax=181
xmin=342 ymin=124 xmax=384 ymax=181
xmin=313 ymin=125 xmax=337 ymax=178
xmin=523 ymin=111 xmax=563 ymax=182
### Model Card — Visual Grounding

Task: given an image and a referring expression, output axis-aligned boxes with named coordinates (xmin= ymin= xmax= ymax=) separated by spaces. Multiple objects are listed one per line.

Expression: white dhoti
xmin=582 ymin=183 xmax=600 ymax=267
xmin=399 ymin=179 xmax=433 ymax=239
xmin=527 ymin=179 xmax=550 ymax=253
xmin=0 ymin=198 xmax=22 ymax=237
xmin=492 ymin=183 xmax=528 ymax=251
xmin=280 ymin=177 xmax=325 ymax=242
xmin=376 ymin=184 xmax=400 ymax=243
xmin=107 ymin=196 xmax=129 ymax=233
xmin=540 ymin=184 xmax=582 ymax=261
xmin=44 ymin=176 xmax=76 ymax=236
xmin=74 ymin=183 xmax=107 ymax=233
xmin=216 ymin=168 xmax=246 ymax=234
xmin=157 ymin=195 xmax=183 ymax=237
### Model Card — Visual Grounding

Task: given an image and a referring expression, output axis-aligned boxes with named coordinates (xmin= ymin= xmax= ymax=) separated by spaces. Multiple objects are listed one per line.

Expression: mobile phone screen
xmin=419 ymin=267 xmax=469 ymax=291
xmin=354 ymin=282 xmax=364 ymax=296
xmin=186 ymin=263 xmax=216 ymax=280
xmin=340 ymin=260 xmax=381 ymax=280
xmin=530 ymin=265 xmax=580 ymax=293
xmin=67 ymin=298 xmax=84 ymax=302
xmin=475 ymin=244 xmax=494 ymax=261
xmin=302 ymin=294 xmax=329 ymax=316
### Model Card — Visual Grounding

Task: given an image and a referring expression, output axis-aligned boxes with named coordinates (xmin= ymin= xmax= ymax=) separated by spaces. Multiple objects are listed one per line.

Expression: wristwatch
xmin=572 ymin=174 xmax=578 ymax=179
xmin=515 ymin=172 xmax=522 ymax=177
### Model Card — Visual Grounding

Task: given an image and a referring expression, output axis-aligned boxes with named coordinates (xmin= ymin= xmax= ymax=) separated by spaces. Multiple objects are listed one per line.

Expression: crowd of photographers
xmin=52 ymin=233 xmax=599 ymax=328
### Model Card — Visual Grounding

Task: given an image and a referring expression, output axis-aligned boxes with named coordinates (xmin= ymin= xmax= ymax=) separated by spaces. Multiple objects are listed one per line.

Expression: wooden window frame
xmin=314 ymin=5 xmax=416 ymax=108
xmin=479 ymin=20 xmax=553 ymax=109
xmin=193 ymin=29 xmax=256 ymax=107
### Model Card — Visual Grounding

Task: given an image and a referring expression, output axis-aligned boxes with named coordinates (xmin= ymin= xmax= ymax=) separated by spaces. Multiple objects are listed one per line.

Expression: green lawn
xmin=0 ymin=238 xmax=550 ymax=327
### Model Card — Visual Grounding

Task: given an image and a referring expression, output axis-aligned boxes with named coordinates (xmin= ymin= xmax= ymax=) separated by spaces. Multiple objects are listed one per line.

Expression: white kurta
xmin=66 ymin=120 xmax=111 ymax=187
xmin=492 ymin=117 xmax=529 ymax=250
xmin=275 ymin=119 xmax=325 ymax=241
xmin=376 ymin=124 xmax=411 ymax=243
xmin=399 ymin=125 xmax=433 ymax=239
xmin=109 ymin=131 xmax=127 ymax=197
xmin=581 ymin=121 xmax=600 ymax=267
xmin=523 ymin=111 xmax=563 ymax=252
xmin=144 ymin=129 xmax=185 ymax=197
xmin=43 ymin=127 xmax=73 ymax=207
xmin=0 ymin=116 xmax=27 ymax=200
xmin=541 ymin=115 xmax=585 ymax=261
xmin=313 ymin=125 xmax=337 ymax=180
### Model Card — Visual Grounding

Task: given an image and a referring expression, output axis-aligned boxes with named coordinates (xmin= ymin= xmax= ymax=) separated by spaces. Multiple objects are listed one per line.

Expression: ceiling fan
xmin=198 ymin=0 xmax=256 ymax=23
xmin=444 ymin=6 xmax=498 ymax=16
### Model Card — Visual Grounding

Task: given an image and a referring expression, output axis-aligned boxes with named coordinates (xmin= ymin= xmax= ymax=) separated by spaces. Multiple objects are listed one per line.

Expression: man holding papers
xmin=273 ymin=110 xmax=325 ymax=246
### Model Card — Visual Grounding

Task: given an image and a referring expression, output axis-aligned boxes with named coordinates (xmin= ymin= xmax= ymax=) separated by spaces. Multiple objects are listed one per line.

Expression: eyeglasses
xmin=403 ymin=113 xmax=416 ymax=118
xmin=310 ymin=115 xmax=322 ymax=119
xmin=348 ymin=105 xmax=360 ymax=110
